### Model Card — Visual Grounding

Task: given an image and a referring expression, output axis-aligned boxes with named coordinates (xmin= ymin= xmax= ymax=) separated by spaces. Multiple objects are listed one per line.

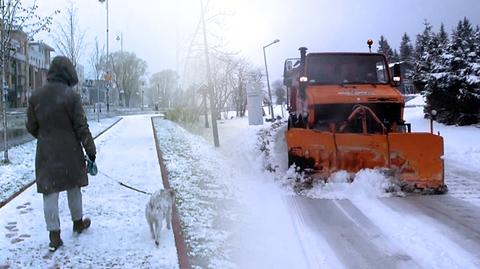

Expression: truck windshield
xmin=306 ymin=54 xmax=389 ymax=85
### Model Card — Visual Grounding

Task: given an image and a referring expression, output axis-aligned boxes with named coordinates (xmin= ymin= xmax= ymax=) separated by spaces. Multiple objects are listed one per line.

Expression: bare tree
xmin=1 ymin=0 xmax=56 ymax=163
xmin=272 ymin=79 xmax=286 ymax=105
xmin=110 ymin=51 xmax=147 ymax=107
xmin=210 ymin=52 xmax=236 ymax=118
xmin=231 ymin=59 xmax=253 ymax=117
xmin=149 ymin=70 xmax=179 ymax=108
xmin=89 ymin=37 xmax=105 ymax=80
xmin=51 ymin=3 xmax=85 ymax=67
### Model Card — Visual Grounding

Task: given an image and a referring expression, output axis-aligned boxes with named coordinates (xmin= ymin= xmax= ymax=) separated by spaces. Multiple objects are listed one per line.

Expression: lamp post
xmin=99 ymin=0 xmax=110 ymax=112
xmin=263 ymin=39 xmax=279 ymax=121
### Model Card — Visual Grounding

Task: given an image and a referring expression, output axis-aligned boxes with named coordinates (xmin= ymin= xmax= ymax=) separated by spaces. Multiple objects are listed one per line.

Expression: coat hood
xmin=47 ymin=56 xmax=79 ymax=87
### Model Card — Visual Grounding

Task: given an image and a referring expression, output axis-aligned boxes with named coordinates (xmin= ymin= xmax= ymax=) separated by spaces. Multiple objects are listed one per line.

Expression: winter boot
xmin=48 ymin=230 xmax=63 ymax=252
xmin=73 ymin=218 xmax=91 ymax=234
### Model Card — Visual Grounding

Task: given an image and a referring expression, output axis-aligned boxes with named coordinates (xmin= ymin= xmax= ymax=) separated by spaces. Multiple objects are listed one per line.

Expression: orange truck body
xmin=284 ymin=49 xmax=446 ymax=192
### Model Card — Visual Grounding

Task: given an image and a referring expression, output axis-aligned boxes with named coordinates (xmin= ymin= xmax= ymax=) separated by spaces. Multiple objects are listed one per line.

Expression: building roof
xmin=29 ymin=42 xmax=55 ymax=52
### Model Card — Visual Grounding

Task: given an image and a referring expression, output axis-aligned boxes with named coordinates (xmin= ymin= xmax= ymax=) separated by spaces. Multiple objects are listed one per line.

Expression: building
xmin=389 ymin=61 xmax=415 ymax=95
xmin=7 ymin=29 xmax=28 ymax=107
xmin=84 ymin=79 xmax=108 ymax=105
xmin=4 ymin=28 xmax=54 ymax=108
xmin=28 ymin=42 xmax=55 ymax=100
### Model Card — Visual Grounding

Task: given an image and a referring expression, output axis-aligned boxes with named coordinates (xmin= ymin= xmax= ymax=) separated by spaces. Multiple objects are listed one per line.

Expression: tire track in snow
xmin=287 ymin=195 xmax=340 ymax=269
xmin=289 ymin=196 xmax=419 ymax=269
xmin=445 ymin=159 xmax=480 ymax=207
xmin=350 ymin=196 xmax=480 ymax=269
xmin=384 ymin=195 xmax=480 ymax=262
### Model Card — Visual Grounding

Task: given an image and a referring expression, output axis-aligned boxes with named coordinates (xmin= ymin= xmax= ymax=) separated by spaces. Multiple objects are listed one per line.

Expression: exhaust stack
xmin=299 ymin=47 xmax=307 ymax=66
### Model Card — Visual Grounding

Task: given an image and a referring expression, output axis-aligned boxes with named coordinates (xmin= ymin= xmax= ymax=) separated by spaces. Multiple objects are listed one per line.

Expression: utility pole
xmin=99 ymin=0 xmax=110 ymax=112
xmin=263 ymin=39 xmax=279 ymax=121
xmin=106 ymin=0 xmax=110 ymax=112
xmin=200 ymin=0 xmax=219 ymax=147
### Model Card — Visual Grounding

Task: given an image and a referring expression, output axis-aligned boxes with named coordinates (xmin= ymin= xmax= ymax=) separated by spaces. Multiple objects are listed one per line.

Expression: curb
xmin=0 ymin=117 xmax=123 ymax=209
xmin=151 ymin=116 xmax=191 ymax=269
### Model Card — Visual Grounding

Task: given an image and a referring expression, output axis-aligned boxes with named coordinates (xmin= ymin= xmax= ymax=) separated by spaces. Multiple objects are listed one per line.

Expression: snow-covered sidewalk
xmin=0 ymin=117 xmax=121 ymax=204
xmin=0 ymin=115 xmax=178 ymax=268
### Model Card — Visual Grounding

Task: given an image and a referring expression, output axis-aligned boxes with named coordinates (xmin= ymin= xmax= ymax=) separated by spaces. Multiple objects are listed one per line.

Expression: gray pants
xmin=43 ymin=187 xmax=83 ymax=231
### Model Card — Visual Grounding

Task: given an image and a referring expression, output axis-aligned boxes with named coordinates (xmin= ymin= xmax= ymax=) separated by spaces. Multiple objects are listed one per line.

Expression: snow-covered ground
xmin=154 ymin=117 xmax=312 ymax=269
xmin=0 ymin=115 xmax=178 ymax=268
xmin=162 ymin=98 xmax=480 ymax=268
xmin=1 ymin=96 xmax=480 ymax=268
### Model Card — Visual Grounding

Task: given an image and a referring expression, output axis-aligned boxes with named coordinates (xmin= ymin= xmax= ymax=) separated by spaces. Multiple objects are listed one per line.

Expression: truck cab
xmin=285 ymin=49 xmax=406 ymax=134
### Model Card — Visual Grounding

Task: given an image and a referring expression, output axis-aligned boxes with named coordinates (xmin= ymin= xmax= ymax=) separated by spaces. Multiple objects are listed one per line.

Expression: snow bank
xmin=256 ymin=120 xmax=398 ymax=200
xmin=301 ymin=169 xmax=397 ymax=200
xmin=153 ymin=118 xmax=238 ymax=269
xmin=405 ymin=94 xmax=426 ymax=107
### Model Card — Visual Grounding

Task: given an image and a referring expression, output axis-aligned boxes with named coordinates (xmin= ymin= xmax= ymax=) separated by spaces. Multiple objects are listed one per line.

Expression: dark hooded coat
xmin=26 ymin=56 xmax=96 ymax=194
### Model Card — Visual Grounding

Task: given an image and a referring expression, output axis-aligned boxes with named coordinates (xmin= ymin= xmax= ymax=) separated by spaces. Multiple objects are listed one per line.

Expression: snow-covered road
xmin=0 ymin=115 xmax=178 ymax=268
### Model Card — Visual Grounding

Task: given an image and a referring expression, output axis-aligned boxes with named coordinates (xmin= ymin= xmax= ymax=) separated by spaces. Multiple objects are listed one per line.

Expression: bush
xmin=164 ymin=106 xmax=201 ymax=124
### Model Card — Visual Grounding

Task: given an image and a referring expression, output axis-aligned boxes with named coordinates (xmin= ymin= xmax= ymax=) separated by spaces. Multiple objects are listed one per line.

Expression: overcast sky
xmin=32 ymin=0 xmax=480 ymax=84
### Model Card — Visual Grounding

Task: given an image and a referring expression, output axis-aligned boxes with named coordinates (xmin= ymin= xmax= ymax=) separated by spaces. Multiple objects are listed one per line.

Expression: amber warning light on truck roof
xmin=367 ymin=39 xmax=374 ymax=53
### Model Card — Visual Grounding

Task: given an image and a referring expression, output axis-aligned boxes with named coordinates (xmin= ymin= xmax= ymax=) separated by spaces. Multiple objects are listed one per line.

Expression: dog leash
xmin=97 ymin=170 xmax=152 ymax=195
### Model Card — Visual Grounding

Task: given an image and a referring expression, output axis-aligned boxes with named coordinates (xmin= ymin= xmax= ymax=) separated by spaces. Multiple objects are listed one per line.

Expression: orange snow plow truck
xmin=284 ymin=46 xmax=447 ymax=193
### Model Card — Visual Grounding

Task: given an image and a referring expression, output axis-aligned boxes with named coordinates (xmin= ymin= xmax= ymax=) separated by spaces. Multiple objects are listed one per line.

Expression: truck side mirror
xmin=392 ymin=64 xmax=401 ymax=86
xmin=283 ymin=59 xmax=296 ymax=87
xmin=286 ymin=61 xmax=293 ymax=71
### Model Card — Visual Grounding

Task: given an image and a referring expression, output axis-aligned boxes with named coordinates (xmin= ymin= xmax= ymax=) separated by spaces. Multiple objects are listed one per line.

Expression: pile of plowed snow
xmin=292 ymin=168 xmax=398 ymax=199
xmin=258 ymin=120 xmax=399 ymax=199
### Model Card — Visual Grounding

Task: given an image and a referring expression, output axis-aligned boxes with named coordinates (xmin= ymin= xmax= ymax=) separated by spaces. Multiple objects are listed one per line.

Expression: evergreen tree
xmin=424 ymin=18 xmax=480 ymax=125
xmin=399 ymin=32 xmax=414 ymax=62
xmin=451 ymin=17 xmax=476 ymax=57
xmin=414 ymin=20 xmax=434 ymax=58
xmin=475 ymin=25 xmax=480 ymax=56
xmin=392 ymin=49 xmax=400 ymax=63
xmin=377 ymin=35 xmax=394 ymax=61
xmin=436 ymin=23 xmax=449 ymax=46
xmin=413 ymin=20 xmax=435 ymax=92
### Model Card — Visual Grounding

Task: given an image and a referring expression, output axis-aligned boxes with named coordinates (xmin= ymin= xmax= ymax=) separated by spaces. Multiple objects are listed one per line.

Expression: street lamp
xmin=116 ymin=33 xmax=123 ymax=52
xmin=99 ymin=0 xmax=110 ymax=112
xmin=263 ymin=39 xmax=279 ymax=121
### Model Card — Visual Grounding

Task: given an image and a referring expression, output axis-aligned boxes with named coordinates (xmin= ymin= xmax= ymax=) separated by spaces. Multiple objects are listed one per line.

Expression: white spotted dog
xmin=145 ymin=188 xmax=174 ymax=246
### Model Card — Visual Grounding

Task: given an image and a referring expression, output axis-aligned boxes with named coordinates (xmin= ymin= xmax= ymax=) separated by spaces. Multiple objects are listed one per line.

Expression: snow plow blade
xmin=286 ymin=129 xmax=445 ymax=192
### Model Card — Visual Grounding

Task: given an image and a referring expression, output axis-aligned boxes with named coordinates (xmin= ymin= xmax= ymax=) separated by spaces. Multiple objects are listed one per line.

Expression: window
xmin=307 ymin=54 xmax=390 ymax=85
